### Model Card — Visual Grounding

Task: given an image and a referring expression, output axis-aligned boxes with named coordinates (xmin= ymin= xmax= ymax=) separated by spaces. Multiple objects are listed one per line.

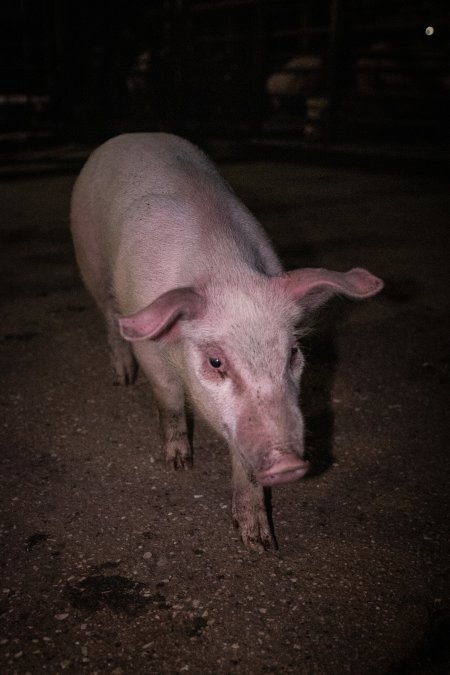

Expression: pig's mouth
xmin=256 ymin=457 xmax=309 ymax=487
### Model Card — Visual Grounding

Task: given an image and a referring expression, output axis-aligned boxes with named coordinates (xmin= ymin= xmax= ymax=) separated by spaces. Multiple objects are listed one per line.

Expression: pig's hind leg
xmin=231 ymin=452 xmax=274 ymax=551
xmin=133 ymin=342 xmax=192 ymax=469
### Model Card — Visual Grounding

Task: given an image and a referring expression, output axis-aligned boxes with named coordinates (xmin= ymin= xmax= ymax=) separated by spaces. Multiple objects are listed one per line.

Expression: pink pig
xmin=70 ymin=133 xmax=383 ymax=550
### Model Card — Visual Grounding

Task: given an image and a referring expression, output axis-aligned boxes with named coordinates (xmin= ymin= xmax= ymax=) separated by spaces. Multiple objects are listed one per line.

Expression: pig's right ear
xmin=282 ymin=267 xmax=383 ymax=313
xmin=118 ymin=287 xmax=205 ymax=341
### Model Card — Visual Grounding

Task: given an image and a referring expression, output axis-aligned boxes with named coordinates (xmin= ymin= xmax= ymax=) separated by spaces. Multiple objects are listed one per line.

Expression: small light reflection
xmin=425 ymin=26 xmax=435 ymax=36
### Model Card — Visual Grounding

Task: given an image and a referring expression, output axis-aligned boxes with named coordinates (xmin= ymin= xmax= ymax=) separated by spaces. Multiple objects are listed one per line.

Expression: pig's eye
xmin=209 ymin=357 xmax=222 ymax=369
xmin=290 ymin=346 xmax=299 ymax=366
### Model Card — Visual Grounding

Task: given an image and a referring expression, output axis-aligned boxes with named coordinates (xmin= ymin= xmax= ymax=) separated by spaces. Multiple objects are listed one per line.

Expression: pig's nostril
xmin=256 ymin=457 xmax=309 ymax=487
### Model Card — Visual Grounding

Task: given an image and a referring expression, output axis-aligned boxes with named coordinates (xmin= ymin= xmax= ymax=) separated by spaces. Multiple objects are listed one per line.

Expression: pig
xmin=70 ymin=133 xmax=383 ymax=550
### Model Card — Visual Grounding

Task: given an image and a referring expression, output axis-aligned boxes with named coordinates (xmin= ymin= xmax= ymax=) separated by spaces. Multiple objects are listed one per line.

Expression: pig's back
xmin=71 ymin=133 xmax=282 ymax=313
xmin=73 ymin=133 xmax=232 ymax=227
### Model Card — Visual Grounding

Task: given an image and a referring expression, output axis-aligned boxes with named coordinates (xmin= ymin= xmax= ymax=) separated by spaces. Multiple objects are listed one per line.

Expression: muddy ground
xmin=0 ymin=150 xmax=449 ymax=674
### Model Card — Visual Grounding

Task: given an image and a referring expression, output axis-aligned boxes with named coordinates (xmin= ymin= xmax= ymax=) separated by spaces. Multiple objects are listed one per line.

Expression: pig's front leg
xmin=133 ymin=343 xmax=192 ymax=469
xmin=157 ymin=405 xmax=192 ymax=469
xmin=230 ymin=451 xmax=274 ymax=551
xmin=105 ymin=305 xmax=138 ymax=385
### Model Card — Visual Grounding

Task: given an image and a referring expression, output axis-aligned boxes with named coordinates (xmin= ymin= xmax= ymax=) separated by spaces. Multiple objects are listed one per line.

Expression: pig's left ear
xmin=118 ymin=287 xmax=205 ymax=341
xmin=282 ymin=267 xmax=383 ymax=312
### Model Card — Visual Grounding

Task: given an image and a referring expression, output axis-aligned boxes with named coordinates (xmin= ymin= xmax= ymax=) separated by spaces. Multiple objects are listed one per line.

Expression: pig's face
xmin=118 ymin=267 xmax=383 ymax=485
xmin=180 ymin=283 xmax=310 ymax=485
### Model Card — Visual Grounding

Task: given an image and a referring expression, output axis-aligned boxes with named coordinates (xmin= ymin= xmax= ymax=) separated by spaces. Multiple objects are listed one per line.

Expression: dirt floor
xmin=0 ymin=151 xmax=449 ymax=674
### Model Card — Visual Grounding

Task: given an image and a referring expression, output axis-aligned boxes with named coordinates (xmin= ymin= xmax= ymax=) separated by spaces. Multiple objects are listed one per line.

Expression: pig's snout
xmin=256 ymin=454 xmax=309 ymax=487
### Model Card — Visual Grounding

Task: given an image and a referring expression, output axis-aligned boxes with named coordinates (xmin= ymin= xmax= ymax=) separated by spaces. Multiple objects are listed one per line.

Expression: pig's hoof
xmin=165 ymin=440 xmax=193 ymax=470
xmin=233 ymin=512 xmax=274 ymax=552
xmin=112 ymin=357 xmax=138 ymax=386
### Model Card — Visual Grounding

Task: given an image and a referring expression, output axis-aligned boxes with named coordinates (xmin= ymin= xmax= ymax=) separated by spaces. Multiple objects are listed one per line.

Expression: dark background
xmin=1 ymin=0 xmax=449 ymax=153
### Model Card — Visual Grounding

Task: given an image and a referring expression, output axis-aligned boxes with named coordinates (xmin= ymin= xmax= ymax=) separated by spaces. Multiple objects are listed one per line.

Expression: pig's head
xmin=118 ymin=268 xmax=383 ymax=486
